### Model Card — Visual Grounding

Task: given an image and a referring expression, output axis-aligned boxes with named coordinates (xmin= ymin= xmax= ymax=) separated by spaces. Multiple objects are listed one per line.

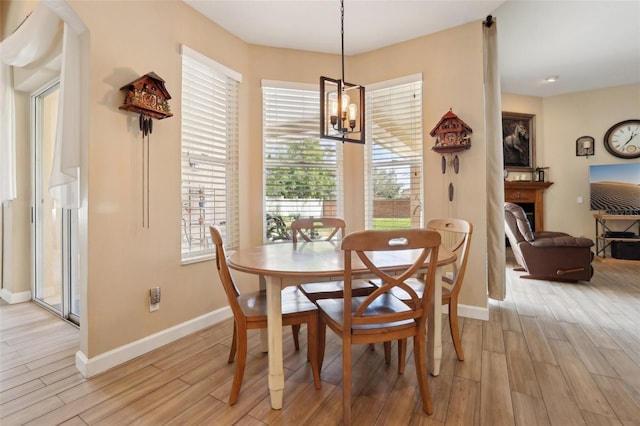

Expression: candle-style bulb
xmin=348 ymin=103 xmax=357 ymax=121
xmin=341 ymin=93 xmax=350 ymax=113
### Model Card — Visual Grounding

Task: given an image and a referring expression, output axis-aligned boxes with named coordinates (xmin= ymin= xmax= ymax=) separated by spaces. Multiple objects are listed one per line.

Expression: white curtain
xmin=0 ymin=2 xmax=84 ymax=208
xmin=0 ymin=4 xmax=60 ymax=202
xmin=0 ymin=64 xmax=17 ymax=202
xmin=483 ymin=17 xmax=506 ymax=300
xmin=49 ymin=22 xmax=82 ymax=208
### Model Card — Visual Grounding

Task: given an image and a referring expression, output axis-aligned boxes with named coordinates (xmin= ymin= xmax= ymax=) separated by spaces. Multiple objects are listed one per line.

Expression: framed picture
xmin=502 ymin=112 xmax=535 ymax=171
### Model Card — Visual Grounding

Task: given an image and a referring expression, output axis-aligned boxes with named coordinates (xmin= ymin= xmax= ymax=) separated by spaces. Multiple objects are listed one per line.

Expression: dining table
xmin=227 ymin=239 xmax=456 ymax=409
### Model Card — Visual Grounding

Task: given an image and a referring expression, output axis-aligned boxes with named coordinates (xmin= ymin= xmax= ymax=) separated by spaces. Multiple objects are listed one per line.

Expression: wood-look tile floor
xmin=1 ymin=257 xmax=639 ymax=425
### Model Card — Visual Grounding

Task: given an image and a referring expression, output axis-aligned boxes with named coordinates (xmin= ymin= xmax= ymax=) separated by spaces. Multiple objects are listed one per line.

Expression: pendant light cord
xmin=341 ymin=0 xmax=345 ymax=83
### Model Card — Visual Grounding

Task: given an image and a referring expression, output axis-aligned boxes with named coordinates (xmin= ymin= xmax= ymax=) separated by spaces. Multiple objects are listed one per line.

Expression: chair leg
xmin=384 ymin=341 xmax=391 ymax=365
xmin=397 ymin=338 xmax=407 ymax=374
xmin=292 ymin=324 xmax=301 ymax=351
xmin=318 ymin=317 xmax=327 ymax=370
xmin=228 ymin=322 xmax=238 ymax=363
xmin=413 ymin=333 xmax=433 ymax=415
xmin=448 ymin=300 xmax=464 ymax=361
xmin=307 ymin=315 xmax=321 ymax=389
xmin=229 ymin=325 xmax=248 ymax=405
xmin=343 ymin=336 xmax=352 ymax=426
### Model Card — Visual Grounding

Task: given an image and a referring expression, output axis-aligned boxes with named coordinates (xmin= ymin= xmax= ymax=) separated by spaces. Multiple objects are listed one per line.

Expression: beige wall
xmin=7 ymin=0 xmax=635 ymax=365
xmin=65 ymin=0 xmax=251 ymax=356
xmin=502 ymin=84 xmax=640 ymax=240
xmin=543 ymin=84 xmax=640 ymax=239
xmin=1 ymin=0 xmax=493 ymax=360
xmin=1 ymin=0 xmax=37 ymax=298
xmin=352 ymin=23 xmax=488 ymax=310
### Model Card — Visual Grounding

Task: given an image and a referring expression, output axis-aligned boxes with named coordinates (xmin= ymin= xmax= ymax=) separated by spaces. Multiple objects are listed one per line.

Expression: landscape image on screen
xmin=589 ymin=163 xmax=640 ymax=213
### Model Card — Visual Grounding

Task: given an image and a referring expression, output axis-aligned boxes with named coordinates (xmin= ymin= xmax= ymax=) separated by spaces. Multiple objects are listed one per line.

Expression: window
xmin=263 ymin=80 xmax=343 ymax=242
xmin=365 ymin=74 xmax=423 ymax=230
xmin=181 ymin=45 xmax=241 ymax=262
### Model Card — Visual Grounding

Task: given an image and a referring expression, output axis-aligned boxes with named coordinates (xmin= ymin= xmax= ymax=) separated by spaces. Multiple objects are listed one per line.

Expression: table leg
xmin=259 ymin=275 xmax=268 ymax=352
xmin=265 ymin=275 xmax=285 ymax=409
xmin=427 ymin=265 xmax=443 ymax=376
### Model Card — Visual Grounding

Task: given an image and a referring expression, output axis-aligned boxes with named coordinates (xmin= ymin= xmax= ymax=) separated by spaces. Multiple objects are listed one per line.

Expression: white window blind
xmin=262 ymin=80 xmax=343 ymax=242
xmin=181 ymin=46 xmax=240 ymax=262
xmin=365 ymin=74 xmax=423 ymax=230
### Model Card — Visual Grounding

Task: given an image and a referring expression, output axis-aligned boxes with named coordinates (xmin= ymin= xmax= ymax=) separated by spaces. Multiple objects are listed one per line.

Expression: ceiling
xmin=184 ymin=0 xmax=640 ymax=98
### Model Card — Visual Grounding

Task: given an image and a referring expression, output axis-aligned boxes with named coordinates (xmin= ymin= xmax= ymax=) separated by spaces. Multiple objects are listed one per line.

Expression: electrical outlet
xmin=149 ymin=287 xmax=161 ymax=312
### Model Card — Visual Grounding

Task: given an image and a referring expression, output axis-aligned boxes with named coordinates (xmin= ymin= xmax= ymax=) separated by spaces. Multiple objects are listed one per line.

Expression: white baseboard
xmin=75 ymin=306 xmax=232 ymax=378
xmin=456 ymin=303 xmax=489 ymax=321
xmin=0 ymin=289 xmax=32 ymax=304
xmin=74 ymin=300 xmax=487 ymax=378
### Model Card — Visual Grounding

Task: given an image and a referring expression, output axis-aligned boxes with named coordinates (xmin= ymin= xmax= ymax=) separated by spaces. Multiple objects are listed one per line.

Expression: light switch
xmin=577 ymin=196 xmax=583 ymax=204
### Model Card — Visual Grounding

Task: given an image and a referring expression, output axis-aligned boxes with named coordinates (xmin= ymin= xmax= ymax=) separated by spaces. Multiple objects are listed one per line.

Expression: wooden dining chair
xmin=316 ymin=229 xmax=441 ymax=425
xmin=209 ymin=226 xmax=321 ymax=405
xmin=292 ymin=217 xmax=378 ymax=302
xmin=290 ymin=217 xmax=346 ymax=243
xmin=375 ymin=218 xmax=473 ymax=361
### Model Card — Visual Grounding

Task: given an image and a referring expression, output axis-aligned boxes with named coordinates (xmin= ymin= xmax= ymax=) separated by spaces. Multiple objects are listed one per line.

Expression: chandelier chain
xmin=341 ymin=0 xmax=345 ymax=83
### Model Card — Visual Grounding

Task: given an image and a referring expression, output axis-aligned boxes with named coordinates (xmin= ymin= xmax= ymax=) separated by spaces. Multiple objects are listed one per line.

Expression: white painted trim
xmin=366 ymin=73 xmax=423 ymax=91
xmin=0 ymin=288 xmax=32 ymax=304
xmin=261 ymin=79 xmax=317 ymax=91
xmin=75 ymin=306 xmax=232 ymax=378
xmin=72 ymin=300 xmax=487 ymax=378
xmin=456 ymin=303 xmax=490 ymax=321
xmin=181 ymin=45 xmax=243 ymax=83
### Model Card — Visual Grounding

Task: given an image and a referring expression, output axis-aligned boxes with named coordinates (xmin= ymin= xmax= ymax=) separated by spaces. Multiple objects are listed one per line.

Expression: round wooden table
xmin=228 ymin=240 xmax=456 ymax=409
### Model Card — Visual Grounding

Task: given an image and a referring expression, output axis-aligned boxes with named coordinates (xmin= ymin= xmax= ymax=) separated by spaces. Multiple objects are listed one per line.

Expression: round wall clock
xmin=603 ymin=119 xmax=640 ymax=159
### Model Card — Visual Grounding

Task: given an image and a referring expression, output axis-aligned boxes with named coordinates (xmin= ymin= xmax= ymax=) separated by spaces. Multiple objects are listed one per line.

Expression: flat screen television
xmin=589 ymin=163 xmax=640 ymax=214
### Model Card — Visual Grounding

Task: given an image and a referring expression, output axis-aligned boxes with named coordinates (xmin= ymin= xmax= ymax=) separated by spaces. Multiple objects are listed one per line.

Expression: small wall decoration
xmin=503 ymin=112 xmax=535 ymax=171
xmin=120 ymin=72 xmax=173 ymax=120
xmin=430 ymin=109 xmax=472 ymax=201
xmin=120 ymin=72 xmax=173 ymax=228
xmin=576 ymin=136 xmax=595 ymax=158
xmin=430 ymin=109 xmax=472 ymax=154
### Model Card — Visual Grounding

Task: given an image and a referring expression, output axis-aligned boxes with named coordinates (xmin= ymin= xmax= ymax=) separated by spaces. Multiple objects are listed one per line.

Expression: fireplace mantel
xmin=504 ymin=181 xmax=554 ymax=231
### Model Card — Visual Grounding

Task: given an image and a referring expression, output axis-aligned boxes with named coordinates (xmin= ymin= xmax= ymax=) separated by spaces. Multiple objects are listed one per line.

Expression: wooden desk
xmin=227 ymin=240 xmax=456 ymax=409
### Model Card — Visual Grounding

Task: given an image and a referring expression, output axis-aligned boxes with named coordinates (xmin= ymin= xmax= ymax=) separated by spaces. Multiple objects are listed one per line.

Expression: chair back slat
xmin=341 ymin=229 xmax=440 ymax=330
xmin=210 ymin=226 xmax=245 ymax=319
xmin=426 ymin=218 xmax=472 ymax=296
xmin=291 ymin=217 xmax=345 ymax=243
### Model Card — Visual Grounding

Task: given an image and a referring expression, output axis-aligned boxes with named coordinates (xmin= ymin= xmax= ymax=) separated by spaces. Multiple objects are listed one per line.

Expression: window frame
xmin=180 ymin=45 xmax=241 ymax=263
xmin=364 ymin=74 xmax=424 ymax=230
xmin=262 ymin=80 xmax=344 ymax=244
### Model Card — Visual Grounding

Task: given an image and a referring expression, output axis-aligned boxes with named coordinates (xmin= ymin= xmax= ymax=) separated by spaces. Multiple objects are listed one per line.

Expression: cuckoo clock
xmin=430 ymin=109 xmax=473 ymax=202
xmin=120 ymin=72 xmax=173 ymax=121
xmin=119 ymin=72 xmax=173 ymax=229
xmin=429 ymin=109 xmax=472 ymax=154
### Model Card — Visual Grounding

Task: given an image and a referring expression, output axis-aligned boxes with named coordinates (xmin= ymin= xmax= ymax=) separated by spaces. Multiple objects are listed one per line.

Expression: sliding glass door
xmin=32 ymin=82 xmax=79 ymax=324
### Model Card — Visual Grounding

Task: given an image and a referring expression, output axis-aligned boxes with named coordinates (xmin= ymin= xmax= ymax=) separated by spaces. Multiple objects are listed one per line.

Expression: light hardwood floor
xmin=1 ymin=257 xmax=639 ymax=425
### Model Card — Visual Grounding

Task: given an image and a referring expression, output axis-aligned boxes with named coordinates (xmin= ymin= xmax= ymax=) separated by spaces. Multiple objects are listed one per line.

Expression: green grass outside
xmin=373 ymin=217 xmax=412 ymax=229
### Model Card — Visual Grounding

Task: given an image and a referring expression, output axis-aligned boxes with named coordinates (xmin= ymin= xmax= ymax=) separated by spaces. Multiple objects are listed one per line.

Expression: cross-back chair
xmin=290 ymin=217 xmax=346 ymax=243
xmin=294 ymin=217 xmax=377 ymax=302
xmin=377 ymin=218 xmax=473 ymax=361
xmin=316 ymin=229 xmax=441 ymax=425
xmin=209 ymin=226 xmax=321 ymax=405
xmin=427 ymin=218 xmax=472 ymax=360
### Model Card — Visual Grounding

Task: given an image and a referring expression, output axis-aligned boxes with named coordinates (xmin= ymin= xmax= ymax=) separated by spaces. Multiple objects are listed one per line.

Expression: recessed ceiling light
xmin=545 ymin=75 xmax=560 ymax=83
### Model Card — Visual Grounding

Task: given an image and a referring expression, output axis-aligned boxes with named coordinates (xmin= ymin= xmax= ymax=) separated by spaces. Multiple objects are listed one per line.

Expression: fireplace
xmin=517 ymin=202 xmax=536 ymax=231
xmin=504 ymin=181 xmax=554 ymax=231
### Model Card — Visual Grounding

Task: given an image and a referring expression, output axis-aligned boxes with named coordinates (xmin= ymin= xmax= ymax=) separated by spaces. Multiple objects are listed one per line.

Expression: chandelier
xmin=320 ymin=0 xmax=365 ymax=144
